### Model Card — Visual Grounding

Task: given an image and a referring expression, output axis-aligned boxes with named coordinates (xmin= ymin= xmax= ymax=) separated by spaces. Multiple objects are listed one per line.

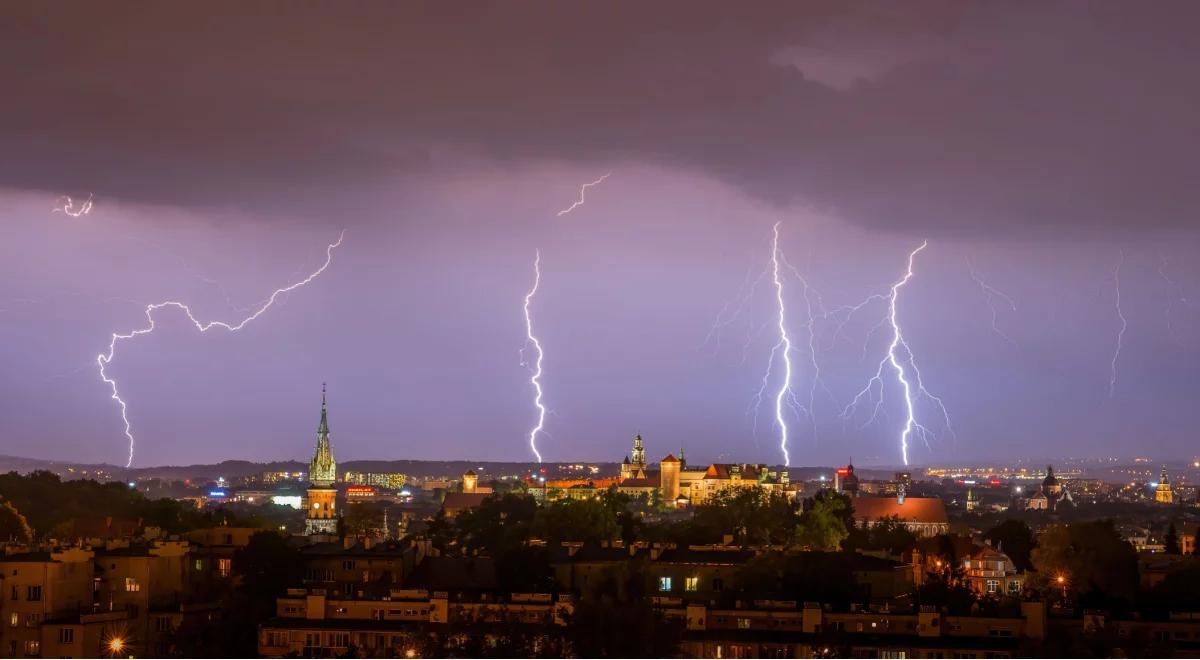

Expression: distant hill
xmin=0 ymin=454 xmax=895 ymax=483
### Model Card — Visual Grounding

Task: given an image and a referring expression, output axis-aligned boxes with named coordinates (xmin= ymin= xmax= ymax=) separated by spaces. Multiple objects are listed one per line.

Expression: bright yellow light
xmin=1056 ymin=575 xmax=1065 ymax=584
xmin=109 ymin=637 xmax=125 ymax=653
xmin=405 ymin=649 xmax=416 ymax=659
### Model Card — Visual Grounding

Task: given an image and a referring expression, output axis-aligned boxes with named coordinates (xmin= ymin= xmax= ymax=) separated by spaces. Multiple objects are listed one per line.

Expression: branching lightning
xmin=1109 ymin=250 xmax=1127 ymax=398
xmin=520 ymin=250 xmax=546 ymax=463
xmin=841 ymin=241 xmax=953 ymax=465
xmin=53 ymin=194 xmax=94 ymax=217
xmin=1158 ymin=254 xmax=1190 ymax=347
xmin=965 ymin=255 xmax=1018 ymax=346
xmin=556 ymin=173 xmax=611 ymax=217
xmin=97 ymin=231 xmax=345 ymax=467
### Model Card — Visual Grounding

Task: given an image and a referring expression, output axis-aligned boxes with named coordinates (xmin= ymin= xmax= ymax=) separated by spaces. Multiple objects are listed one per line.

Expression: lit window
xmin=24 ymin=641 xmax=39 ymax=655
xmin=218 ymin=558 xmax=232 ymax=578
xmin=313 ymin=502 xmax=321 ymax=510
xmin=685 ymin=577 xmax=699 ymax=592
xmin=986 ymin=579 xmax=999 ymax=593
xmin=737 ymin=618 xmax=751 ymax=630
xmin=658 ymin=577 xmax=672 ymax=592
xmin=193 ymin=559 xmax=202 ymax=571
xmin=125 ymin=577 xmax=141 ymax=592
xmin=9 ymin=613 xmax=16 ymax=627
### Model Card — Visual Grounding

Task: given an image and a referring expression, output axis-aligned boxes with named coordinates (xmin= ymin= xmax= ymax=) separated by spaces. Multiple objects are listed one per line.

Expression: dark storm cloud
xmin=4 ymin=1 xmax=1200 ymax=234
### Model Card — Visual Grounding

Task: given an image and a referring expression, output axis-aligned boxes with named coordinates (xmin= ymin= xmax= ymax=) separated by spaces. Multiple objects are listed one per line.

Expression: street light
xmin=108 ymin=637 xmax=125 ymax=654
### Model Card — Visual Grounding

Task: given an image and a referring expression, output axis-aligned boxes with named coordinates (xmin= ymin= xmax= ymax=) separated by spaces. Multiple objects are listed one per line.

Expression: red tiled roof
xmin=619 ymin=474 xmax=661 ymax=488
xmin=442 ymin=493 xmax=489 ymax=511
xmin=852 ymin=497 xmax=948 ymax=524
xmin=661 ymin=454 xmax=680 ymax=463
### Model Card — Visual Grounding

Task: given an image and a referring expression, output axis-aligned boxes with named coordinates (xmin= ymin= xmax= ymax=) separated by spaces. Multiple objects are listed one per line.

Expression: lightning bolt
xmin=1109 ymin=250 xmax=1127 ymax=398
xmin=841 ymin=241 xmax=953 ymax=465
xmin=965 ymin=255 xmax=1018 ymax=346
xmin=556 ymin=173 xmax=611 ymax=217
xmin=97 ymin=231 xmax=345 ymax=467
xmin=1158 ymin=254 xmax=1190 ymax=347
xmin=761 ymin=222 xmax=797 ymax=466
xmin=520 ymin=250 xmax=546 ymax=463
xmin=53 ymin=194 xmax=94 ymax=217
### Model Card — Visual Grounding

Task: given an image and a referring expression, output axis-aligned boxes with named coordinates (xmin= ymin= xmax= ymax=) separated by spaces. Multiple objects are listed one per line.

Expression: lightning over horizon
xmin=1109 ymin=250 xmax=1127 ymax=398
xmin=556 ymin=173 xmax=611 ymax=217
xmin=521 ymin=250 xmax=547 ymax=463
xmin=97 ymin=231 xmax=345 ymax=467
xmin=841 ymin=241 xmax=954 ymax=466
xmin=750 ymin=222 xmax=798 ymax=467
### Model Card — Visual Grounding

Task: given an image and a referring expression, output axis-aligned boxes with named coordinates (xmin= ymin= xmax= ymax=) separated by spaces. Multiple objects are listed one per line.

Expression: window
xmin=125 ymin=577 xmax=141 ymax=592
xmin=266 ymin=631 xmax=288 ymax=647
xmin=342 ymin=560 xmax=356 ymax=570
xmin=712 ymin=578 xmax=724 ymax=592
xmin=658 ymin=577 xmax=672 ymax=592
xmin=193 ymin=559 xmax=203 ymax=571
xmin=9 ymin=586 xmax=16 ymax=600
xmin=23 ymin=640 xmax=38 ymax=656
xmin=329 ymin=632 xmax=350 ymax=647
xmin=685 ymin=577 xmax=699 ymax=592
xmin=59 ymin=628 xmax=75 ymax=644
xmin=737 ymin=618 xmax=751 ymax=630
xmin=9 ymin=613 xmax=16 ymax=627
xmin=26 ymin=585 xmax=41 ymax=601
xmin=24 ymin=613 xmax=39 ymax=627
xmin=986 ymin=579 xmax=1000 ymax=593
xmin=218 ymin=558 xmax=232 ymax=577
xmin=155 ymin=616 xmax=172 ymax=632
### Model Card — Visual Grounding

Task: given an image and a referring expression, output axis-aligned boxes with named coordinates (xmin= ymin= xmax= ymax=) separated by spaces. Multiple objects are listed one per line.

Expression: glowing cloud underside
xmin=521 ymin=250 xmax=546 ymax=463
xmin=556 ymin=173 xmax=611 ymax=217
xmin=842 ymin=241 xmax=953 ymax=466
xmin=98 ymin=231 xmax=345 ymax=467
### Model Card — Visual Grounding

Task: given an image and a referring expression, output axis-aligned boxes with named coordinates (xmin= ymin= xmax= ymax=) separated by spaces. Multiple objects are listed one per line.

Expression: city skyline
xmin=2 ymin=2 xmax=1199 ymax=468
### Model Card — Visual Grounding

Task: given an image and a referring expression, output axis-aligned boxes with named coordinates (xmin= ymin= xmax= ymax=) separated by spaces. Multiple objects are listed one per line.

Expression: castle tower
xmin=661 ymin=454 xmax=682 ymax=505
xmin=462 ymin=469 xmax=479 ymax=494
xmin=1156 ymin=467 xmax=1175 ymax=504
xmin=966 ymin=488 xmax=979 ymax=512
xmin=305 ymin=385 xmax=339 ymax=536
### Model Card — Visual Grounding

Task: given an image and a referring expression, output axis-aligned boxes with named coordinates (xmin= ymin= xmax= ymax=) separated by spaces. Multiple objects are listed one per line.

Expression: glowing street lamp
xmin=108 ymin=637 xmax=125 ymax=655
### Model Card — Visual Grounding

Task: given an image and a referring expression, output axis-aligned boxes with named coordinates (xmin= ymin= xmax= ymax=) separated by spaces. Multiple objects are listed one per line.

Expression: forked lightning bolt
xmin=1109 ymin=250 xmax=1127 ymax=398
xmin=556 ymin=174 xmax=611 ymax=217
xmin=748 ymin=223 xmax=799 ymax=466
xmin=842 ymin=241 xmax=953 ymax=465
xmin=520 ymin=250 xmax=546 ymax=463
xmin=53 ymin=194 xmax=94 ymax=217
xmin=769 ymin=224 xmax=797 ymax=467
xmin=98 ymin=231 xmax=345 ymax=467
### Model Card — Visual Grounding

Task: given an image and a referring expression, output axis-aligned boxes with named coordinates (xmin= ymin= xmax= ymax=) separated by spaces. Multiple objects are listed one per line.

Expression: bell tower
xmin=305 ymin=384 xmax=339 ymax=535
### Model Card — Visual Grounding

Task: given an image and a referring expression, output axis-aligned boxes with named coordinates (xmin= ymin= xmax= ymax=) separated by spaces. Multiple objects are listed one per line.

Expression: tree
xmin=796 ymin=490 xmax=850 ymax=550
xmin=1031 ymin=521 xmax=1138 ymax=607
xmin=984 ymin=519 xmax=1036 ymax=571
xmin=341 ymin=502 xmax=384 ymax=538
xmin=0 ymin=499 xmax=32 ymax=542
xmin=1166 ymin=522 xmax=1180 ymax=555
xmin=846 ymin=515 xmax=917 ymax=555
xmin=532 ymin=498 xmax=620 ymax=546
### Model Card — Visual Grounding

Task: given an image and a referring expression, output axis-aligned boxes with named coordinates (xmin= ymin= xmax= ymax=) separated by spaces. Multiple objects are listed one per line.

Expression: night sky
xmin=2 ymin=2 xmax=1198 ymax=467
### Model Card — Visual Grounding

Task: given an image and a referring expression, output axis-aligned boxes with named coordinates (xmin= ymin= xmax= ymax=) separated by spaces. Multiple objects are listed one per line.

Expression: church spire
xmin=309 ymin=384 xmax=337 ymax=488
xmin=318 ymin=382 xmax=330 ymax=435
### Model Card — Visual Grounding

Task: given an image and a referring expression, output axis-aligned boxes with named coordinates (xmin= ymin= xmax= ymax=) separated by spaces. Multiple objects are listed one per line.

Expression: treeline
xmin=0 ymin=471 xmax=283 ymax=540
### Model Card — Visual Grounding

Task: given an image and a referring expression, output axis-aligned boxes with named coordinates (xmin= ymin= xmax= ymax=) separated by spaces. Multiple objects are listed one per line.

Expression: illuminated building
xmin=1156 ymin=467 xmax=1175 ymax=504
xmin=852 ymin=494 xmax=949 ymax=538
xmin=834 ymin=463 xmax=859 ymax=496
xmin=615 ymin=435 xmax=790 ymax=507
xmin=343 ymin=471 xmax=408 ymax=490
xmin=966 ymin=488 xmax=979 ymax=512
xmin=620 ymin=434 xmax=649 ymax=480
xmin=305 ymin=385 xmax=339 ymax=536
xmin=345 ymin=485 xmax=377 ymax=501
